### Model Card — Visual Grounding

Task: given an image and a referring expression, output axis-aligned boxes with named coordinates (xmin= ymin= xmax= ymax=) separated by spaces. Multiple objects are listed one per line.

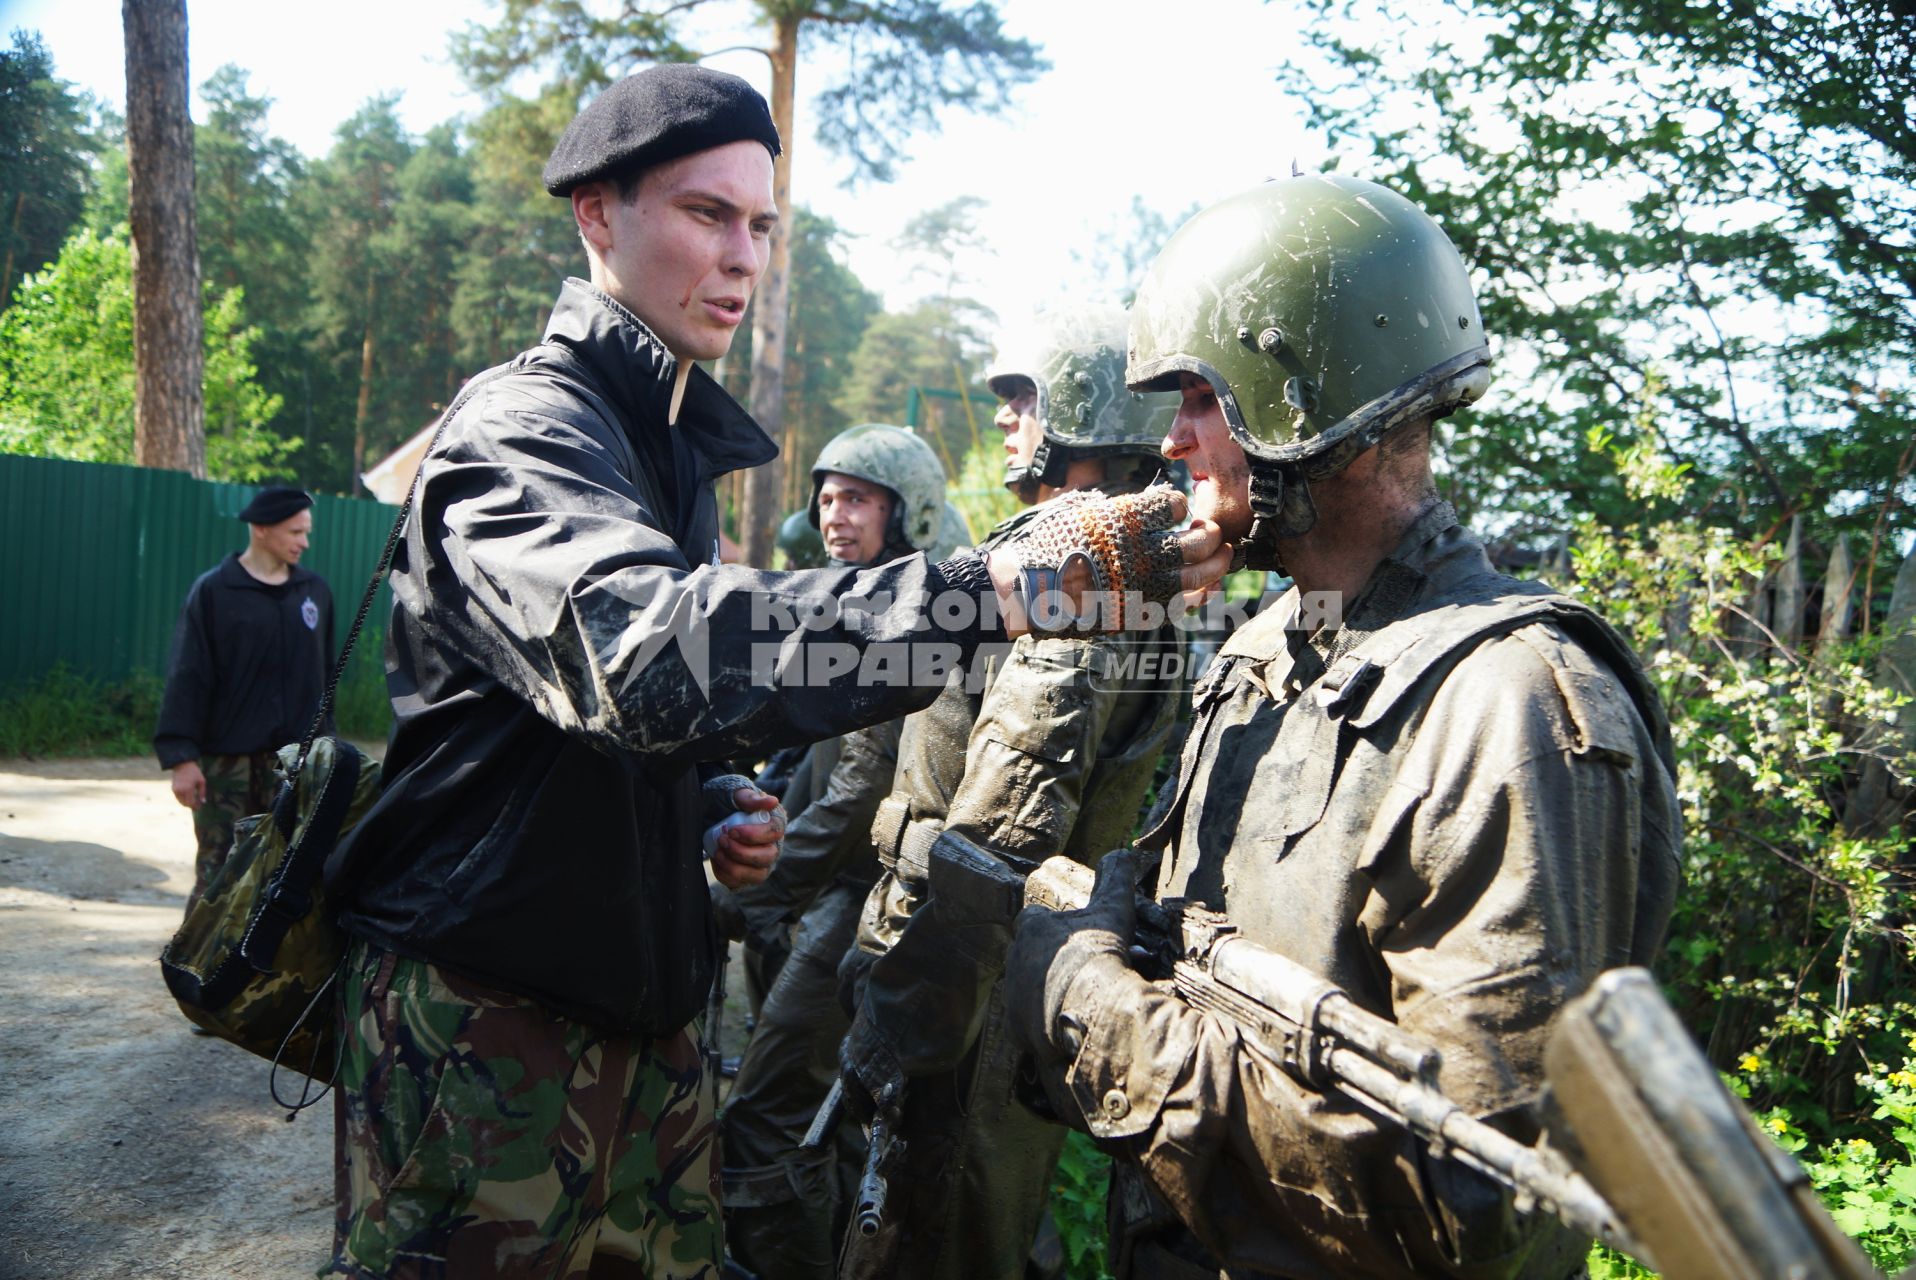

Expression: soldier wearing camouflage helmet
xmin=717 ymin=424 xmax=953 ymax=1280
xmin=1003 ymin=175 xmax=1682 ymax=1279
xmin=834 ymin=306 xmax=1189 ymax=1280
xmin=808 ymin=422 xmax=946 ymax=563
xmin=991 ymin=306 xmax=1171 ymax=504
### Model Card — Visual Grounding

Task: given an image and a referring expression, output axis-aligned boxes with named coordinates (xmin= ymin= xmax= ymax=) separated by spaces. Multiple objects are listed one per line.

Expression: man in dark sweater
xmin=155 ymin=485 xmax=333 ymax=914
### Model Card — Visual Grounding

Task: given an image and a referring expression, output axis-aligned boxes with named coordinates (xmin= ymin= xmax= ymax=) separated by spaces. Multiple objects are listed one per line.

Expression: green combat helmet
xmin=808 ymin=423 xmax=947 ymax=560
xmin=987 ymin=304 xmax=1177 ymax=501
xmin=775 ymin=508 xmax=826 ymax=569
xmin=1127 ymin=174 xmax=1492 ymax=557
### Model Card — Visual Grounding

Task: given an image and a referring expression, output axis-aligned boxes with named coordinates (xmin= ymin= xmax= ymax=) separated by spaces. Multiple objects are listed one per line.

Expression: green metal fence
xmin=0 ymin=454 xmax=399 ymax=690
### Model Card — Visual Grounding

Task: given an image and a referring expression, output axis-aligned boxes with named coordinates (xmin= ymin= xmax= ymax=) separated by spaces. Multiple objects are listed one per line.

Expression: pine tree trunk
xmin=741 ymin=14 xmax=798 ymax=568
xmin=2 ymin=190 xmax=24 ymax=306
xmin=122 ymin=0 xmax=205 ymax=477
xmin=353 ymin=274 xmax=377 ymax=495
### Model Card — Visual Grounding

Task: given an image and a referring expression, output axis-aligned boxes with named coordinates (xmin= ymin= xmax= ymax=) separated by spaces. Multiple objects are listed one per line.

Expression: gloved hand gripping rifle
xmin=1025 ymin=856 xmax=1640 ymax=1257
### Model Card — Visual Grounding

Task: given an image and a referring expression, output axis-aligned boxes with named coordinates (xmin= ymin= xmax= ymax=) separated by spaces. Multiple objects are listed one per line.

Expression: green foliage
xmin=837 ymin=302 xmax=994 ymax=473
xmin=947 ymin=438 xmax=1020 ymax=544
xmin=0 ymin=665 xmax=160 ymax=759
xmin=0 ymin=30 xmax=97 ymax=310
xmin=1049 ymin=1130 xmax=1114 ymax=1280
xmin=450 ymin=2 xmax=1047 ymax=185
xmin=1275 ymin=0 xmax=1915 ymax=567
xmin=332 ymin=636 xmax=394 ymax=744
xmin=1565 ymin=389 xmax=1916 ymax=1272
xmin=0 ymin=227 xmax=292 ymax=481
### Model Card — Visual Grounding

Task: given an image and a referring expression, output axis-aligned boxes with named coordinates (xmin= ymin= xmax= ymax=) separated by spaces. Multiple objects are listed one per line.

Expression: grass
xmin=0 ymin=643 xmax=392 ymax=761
xmin=0 ymin=664 xmax=161 ymax=758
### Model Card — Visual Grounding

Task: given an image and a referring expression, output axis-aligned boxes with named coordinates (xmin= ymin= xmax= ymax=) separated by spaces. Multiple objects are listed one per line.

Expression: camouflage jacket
xmin=1063 ymin=504 xmax=1682 ymax=1279
xmin=334 ymin=279 xmax=1001 ymax=1037
xmin=850 ymin=499 xmax=1184 ymax=1083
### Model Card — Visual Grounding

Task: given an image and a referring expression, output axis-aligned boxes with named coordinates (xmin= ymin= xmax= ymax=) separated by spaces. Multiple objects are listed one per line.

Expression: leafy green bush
xmin=1049 ymin=1130 xmax=1114 ymax=1280
xmin=0 ymin=664 xmax=160 ymax=759
xmin=0 ymin=227 xmax=293 ymax=481
xmin=1567 ymin=395 xmax=1915 ymax=1273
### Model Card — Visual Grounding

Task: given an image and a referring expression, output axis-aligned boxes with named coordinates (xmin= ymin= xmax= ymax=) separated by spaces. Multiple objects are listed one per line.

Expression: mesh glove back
xmin=1000 ymin=485 xmax=1187 ymax=631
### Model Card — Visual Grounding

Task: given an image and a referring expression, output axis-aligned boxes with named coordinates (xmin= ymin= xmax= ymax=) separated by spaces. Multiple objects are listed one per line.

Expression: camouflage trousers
xmin=188 ymin=750 xmax=276 ymax=913
xmin=324 ymin=940 xmax=722 ymax=1279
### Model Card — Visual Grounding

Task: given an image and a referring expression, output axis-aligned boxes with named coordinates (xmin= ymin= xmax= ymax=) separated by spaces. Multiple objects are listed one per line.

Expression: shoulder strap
xmin=236 ymin=741 xmax=364 ymax=973
xmin=287 ymin=363 xmax=513 ymax=782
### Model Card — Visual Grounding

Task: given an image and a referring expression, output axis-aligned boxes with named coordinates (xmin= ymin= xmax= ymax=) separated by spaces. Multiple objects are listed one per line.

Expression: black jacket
xmin=334 ymin=280 xmax=1000 ymax=1036
xmin=154 ymin=555 xmax=335 ymax=768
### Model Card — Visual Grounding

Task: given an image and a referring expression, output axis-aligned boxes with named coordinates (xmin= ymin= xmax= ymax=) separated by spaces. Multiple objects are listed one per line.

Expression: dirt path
xmin=0 ymin=757 xmax=331 ymax=1279
xmin=0 ymin=755 xmax=758 ymax=1280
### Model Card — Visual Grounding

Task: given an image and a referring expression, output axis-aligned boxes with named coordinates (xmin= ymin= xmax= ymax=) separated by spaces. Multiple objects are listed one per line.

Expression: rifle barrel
xmin=1329 ymin=1048 xmax=1638 ymax=1255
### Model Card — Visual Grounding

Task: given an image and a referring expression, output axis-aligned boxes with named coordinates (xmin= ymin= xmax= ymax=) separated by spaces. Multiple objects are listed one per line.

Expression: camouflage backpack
xmin=158 ymin=364 xmax=506 ymax=1108
xmin=159 ymin=737 xmax=380 ymax=1082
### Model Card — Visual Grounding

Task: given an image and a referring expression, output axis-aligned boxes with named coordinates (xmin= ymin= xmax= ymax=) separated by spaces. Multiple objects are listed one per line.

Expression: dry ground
xmin=0 ymin=755 xmax=333 ymax=1279
xmin=0 ymin=754 xmax=756 ymax=1280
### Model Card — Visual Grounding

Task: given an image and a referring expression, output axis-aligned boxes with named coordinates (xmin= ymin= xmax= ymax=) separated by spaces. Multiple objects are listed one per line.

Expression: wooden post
xmin=1772 ymin=515 xmax=1805 ymax=652
xmin=1819 ymin=536 xmax=1857 ymax=648
xmin=1845 ymin=547 xmax=1916 ymax=837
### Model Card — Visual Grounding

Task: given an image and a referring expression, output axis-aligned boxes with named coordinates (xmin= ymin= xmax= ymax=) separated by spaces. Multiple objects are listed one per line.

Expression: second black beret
xmin=238 ymin=486 xmax=313 ymax=525
xmin=543 ymin=63 xmax=782 ymax=197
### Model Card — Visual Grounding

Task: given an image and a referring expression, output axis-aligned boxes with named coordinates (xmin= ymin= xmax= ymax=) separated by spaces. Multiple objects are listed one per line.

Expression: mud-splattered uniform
xmin=1020 ymin=506 xmax=1682 ymax=1280
xmin=838 ymin=504 xmax=1184 ymax=1280
xmin=720 ymin=718 xmax=901 ymax=1279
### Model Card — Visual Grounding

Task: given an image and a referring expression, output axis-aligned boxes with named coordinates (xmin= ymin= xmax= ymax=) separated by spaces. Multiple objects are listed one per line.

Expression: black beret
xmin=543 ymin=64 xmax=782 ymax=197
xmin=238 ymin=486 xmax=313 ymax=526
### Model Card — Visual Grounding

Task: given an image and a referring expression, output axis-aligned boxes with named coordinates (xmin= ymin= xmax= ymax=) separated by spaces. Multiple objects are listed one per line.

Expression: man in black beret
xmin=323 ymin=62 xmax=1230 ymax=1280
xmin=155 ymin=486 xmax=334 ymax=916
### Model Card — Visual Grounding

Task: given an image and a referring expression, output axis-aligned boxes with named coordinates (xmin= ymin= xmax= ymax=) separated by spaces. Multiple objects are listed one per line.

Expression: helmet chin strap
xmin=1243 ymin=463 xmax=1318 ymax=573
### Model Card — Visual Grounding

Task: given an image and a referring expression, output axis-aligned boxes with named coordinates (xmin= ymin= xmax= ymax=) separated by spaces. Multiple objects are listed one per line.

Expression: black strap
xmin=285 ymin=364 xmax=512 ymax=784
xmin=269 ymin=956 xmax=347 ymax=1118
xmin=237 ymin=743 xmax=363 ymax=973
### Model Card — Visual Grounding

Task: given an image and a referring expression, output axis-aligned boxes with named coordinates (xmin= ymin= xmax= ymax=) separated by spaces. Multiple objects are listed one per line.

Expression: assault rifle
xmin=1028 ymin=854 xmax=1892 ymax=1280
xmin=800 ymin=1078 xmax=891 ymax=1238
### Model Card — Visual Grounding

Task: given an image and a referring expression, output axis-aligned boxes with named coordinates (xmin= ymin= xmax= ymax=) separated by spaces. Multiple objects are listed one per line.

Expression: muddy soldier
xmin=1005 ymin=176 xmax=1684 ymax=1280
xmin=320 ymin=64 xmax=1230 ymax=1280
xmin=836 ymin=308 xmax=1185 ymax=1280
xmin=155 ymin=485 xmax=334 ymax=914
xmin=717 ymin=424 xmax=952 ymax=1279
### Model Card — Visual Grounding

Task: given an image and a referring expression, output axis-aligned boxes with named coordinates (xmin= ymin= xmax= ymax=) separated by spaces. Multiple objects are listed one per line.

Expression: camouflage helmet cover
xmin=987 ymin=304 xmax=1176 ymax=456
xmin=808 ymin=423 xmax=947 ymax=552
xmin=775 ymin=508 xmax=826 ymax=569
xmin=1126 ymin=175 xmax=1492 ymax=470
